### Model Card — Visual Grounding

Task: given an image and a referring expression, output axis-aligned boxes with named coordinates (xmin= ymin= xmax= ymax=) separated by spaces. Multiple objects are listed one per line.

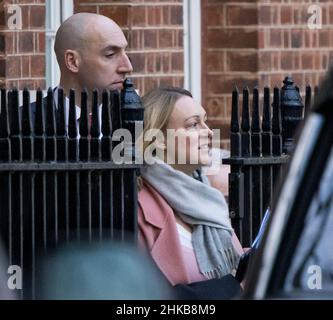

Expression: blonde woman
xmin=137 ymin=87 xmax=244 ymax=292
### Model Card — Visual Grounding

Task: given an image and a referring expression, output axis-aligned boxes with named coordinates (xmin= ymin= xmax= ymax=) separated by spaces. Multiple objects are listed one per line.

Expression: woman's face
xmin=164 ymin=96 xmax=213 ymax=173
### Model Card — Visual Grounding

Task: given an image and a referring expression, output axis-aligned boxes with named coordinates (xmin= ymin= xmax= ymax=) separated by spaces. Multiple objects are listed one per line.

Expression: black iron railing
xmin=0 ymin=79 xmax=144 ymax=299
xmin=223 ymin=76 xmax=317 ymax=247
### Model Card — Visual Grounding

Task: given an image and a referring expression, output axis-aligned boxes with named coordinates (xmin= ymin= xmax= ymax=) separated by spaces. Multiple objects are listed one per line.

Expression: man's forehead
xmin=92 ymin=31 xmax=128 ymax=50
xmin=102 ymin=42 xmax=128 ymax=52
xmin=87 ymin=19 xmax=127 ymax=48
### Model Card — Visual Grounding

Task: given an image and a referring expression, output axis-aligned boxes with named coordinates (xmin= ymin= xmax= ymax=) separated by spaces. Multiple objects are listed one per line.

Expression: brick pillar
xmin=74 ymin=0 xmax=184 ymax=96
xmin=0 ymin=0 xmax=46 ymax=89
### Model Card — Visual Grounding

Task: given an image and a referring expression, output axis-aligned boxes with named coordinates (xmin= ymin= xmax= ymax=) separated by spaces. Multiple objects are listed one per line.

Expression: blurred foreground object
xmin=242 ymin=67 xmax=333 ymax=299
xmin=36 ymin=241 xmax=172 ymax=300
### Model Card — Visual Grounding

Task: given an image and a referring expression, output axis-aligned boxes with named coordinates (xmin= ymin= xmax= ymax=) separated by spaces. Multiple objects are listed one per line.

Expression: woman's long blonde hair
xmin=137 ymin=87 xmax=192 ymax=189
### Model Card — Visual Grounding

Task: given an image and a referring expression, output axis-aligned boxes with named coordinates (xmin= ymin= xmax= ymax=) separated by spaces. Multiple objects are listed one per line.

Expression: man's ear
xmin=64 ymin=49 xmax=80 ymax=73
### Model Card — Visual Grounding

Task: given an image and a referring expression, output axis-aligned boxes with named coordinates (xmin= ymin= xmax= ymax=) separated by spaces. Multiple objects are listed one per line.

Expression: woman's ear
xmin=155 ymin=139 xmax=166 ymax=151
xmin=64 ymin=49 xmax=80 ymax=73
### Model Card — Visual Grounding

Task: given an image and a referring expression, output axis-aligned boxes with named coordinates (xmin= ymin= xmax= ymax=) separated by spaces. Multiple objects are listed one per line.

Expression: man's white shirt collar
xmin=53 ymin=87 xmax=102 ymax=136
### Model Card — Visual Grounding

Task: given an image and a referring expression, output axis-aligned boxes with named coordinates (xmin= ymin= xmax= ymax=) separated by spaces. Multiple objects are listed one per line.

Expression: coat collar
xmin=138 ymin=181 xmax=171 ymax=229
xmin=138 ymin=181 xmax=191 ymax=285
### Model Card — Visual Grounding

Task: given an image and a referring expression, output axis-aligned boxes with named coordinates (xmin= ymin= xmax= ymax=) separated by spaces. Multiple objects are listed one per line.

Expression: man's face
xmin=77 ymin=18 xmax=133 ymax=93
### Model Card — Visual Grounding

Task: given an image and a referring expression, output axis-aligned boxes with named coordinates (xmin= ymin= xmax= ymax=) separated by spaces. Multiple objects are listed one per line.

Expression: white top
xmin=176 ymin=223 xmax=207 ymax=282
xmin=176 ymin=223 xmax=193 ymax=249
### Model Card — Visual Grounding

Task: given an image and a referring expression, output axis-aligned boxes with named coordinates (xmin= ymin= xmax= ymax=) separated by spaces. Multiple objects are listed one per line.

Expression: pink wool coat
xmin=138 ymin=181 xmax=244 ymax=286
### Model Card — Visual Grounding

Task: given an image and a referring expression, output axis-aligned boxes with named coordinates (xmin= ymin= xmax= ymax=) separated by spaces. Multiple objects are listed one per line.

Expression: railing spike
xmin=262 ymin=87 xmax=271 ymax=132
xmin=34 ymin=89 xmax=44 ymax=135
xmin=272 ymin=87 xmax=281 ymax=135
xmin=101 ymin=89 xmax=111 ymax=136
xmin=231 ymin=87 xmax=240 ymax=133
xmin=241 ymin=87 xmax=250 ymax=133
xmin=68 ymin=88 xmax=77 ymax=139
xmin=79 ymin=89 xmax=89 ymax=138
xmin=0 ymin=89 xmax=9 ymax=138
xmin=251 ymin=87 xmax=260 ymax=133
xmin=22 ymin=88 xmax=32 ymax=135
xmin=305 ymin=85 xmax=312 ymax=115
xmin=91 ymin=89 xmax=100 ymax=138
xmin=46 ymin=87 xmax=55 ymax=136
xmin=56 ymin=87 xmax=66 ymax=136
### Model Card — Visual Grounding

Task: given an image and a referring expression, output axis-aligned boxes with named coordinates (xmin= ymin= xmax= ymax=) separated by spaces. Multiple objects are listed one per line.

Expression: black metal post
xmin=241 ymin=87 xmax=252 ymax=247
xmin=228 ymin=87 xmax=244 ymax=242
xmin=280 ymin=76 xmax=304 ymax=154
xmin=121 ymin=79 xmax=144 ymax=243
xmin=251 ymin=87 xmax=262 ymax=241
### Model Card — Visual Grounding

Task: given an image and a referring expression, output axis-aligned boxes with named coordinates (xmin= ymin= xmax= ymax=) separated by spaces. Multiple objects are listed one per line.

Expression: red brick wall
xmin=0 ymin=0 xmax=45 ymax=90
xmin=202 ymin=0 xmax=333 ymax=150
xmin=0 ymin=0 xmax=330 ymax=149
xmin=74 ymin=0 xmax=184 ymax=95
xmin=258 ymin=0 xmax=332 ymax=89
xmin=202 ymin=0 xmax=259 ymax=149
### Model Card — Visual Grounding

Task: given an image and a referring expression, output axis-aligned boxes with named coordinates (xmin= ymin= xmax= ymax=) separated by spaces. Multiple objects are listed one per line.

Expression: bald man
xmin=28 ymin=13 xmax=133 ymax=127
xmin=54 ymin=13 xmax=133 ymax=107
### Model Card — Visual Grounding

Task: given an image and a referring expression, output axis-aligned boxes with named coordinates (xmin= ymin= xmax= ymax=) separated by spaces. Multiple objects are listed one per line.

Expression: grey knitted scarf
xmin=141 ymin=160 xmax=241 ymax=279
